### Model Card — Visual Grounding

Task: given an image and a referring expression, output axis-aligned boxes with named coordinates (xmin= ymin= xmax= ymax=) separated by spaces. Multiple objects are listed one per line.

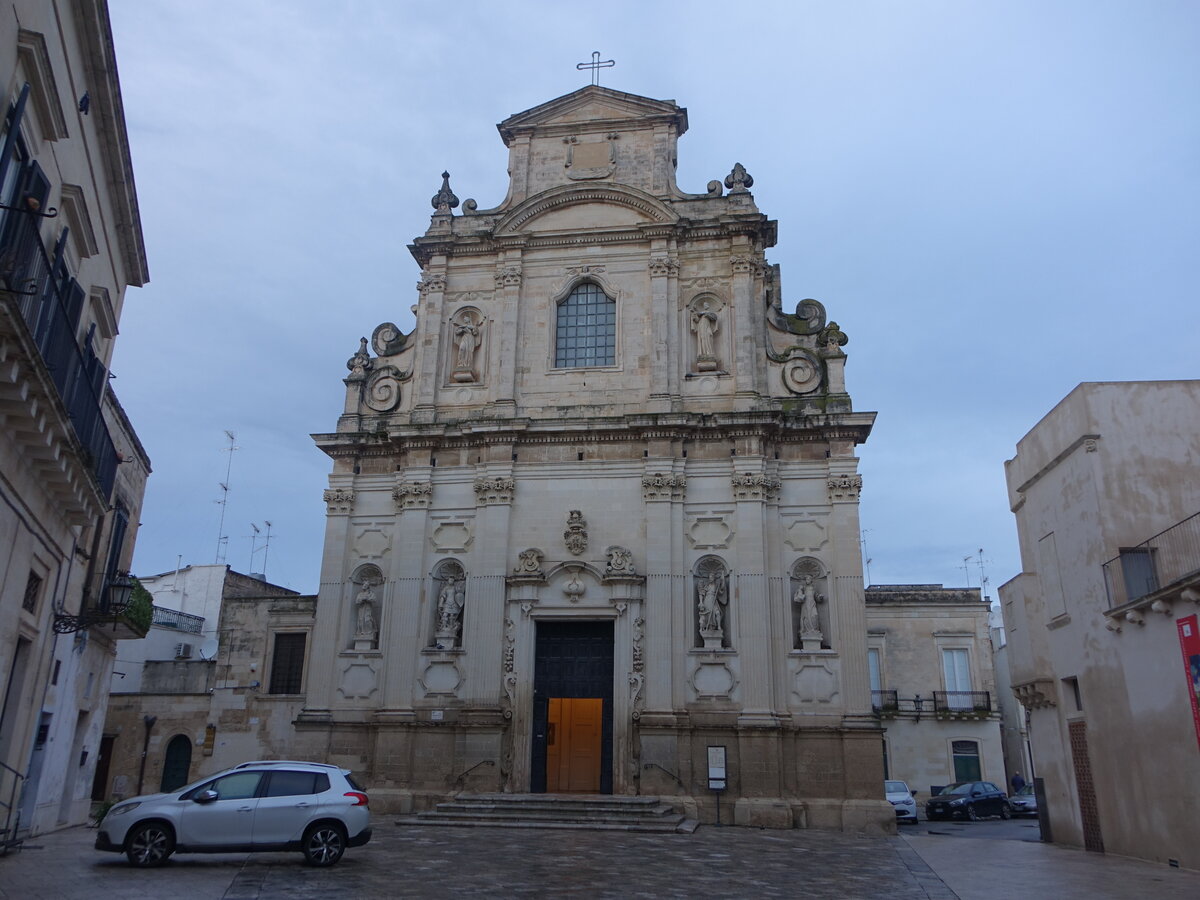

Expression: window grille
xmin=268 ymin=633 xmax=306 ymax=694
xmin=554 ymin=282 xmax=615 ymax=367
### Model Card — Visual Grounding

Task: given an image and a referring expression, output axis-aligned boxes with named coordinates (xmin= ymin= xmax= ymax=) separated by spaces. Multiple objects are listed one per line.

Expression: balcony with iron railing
xmin=152 ymin=606 xmax=205 ymax=634
xmin=932 ymin=691 xmax=992 ymax=716
xmin=871 ymin=690 xmax=899 ymax=714
xmin=1102 ymin=511 xmax=1200 ymax=614
xmin=0 ymin=199 xmax=116 ymax=500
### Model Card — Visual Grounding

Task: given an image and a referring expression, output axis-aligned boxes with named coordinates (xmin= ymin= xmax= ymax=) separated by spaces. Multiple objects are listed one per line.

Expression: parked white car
xmin=95 ymin=760 xmax=371 ymax=867
xmin=885 ymin=780 xmax=919 ymax=823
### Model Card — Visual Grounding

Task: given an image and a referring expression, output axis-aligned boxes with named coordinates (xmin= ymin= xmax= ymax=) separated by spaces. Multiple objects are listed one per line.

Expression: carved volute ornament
xmin=605 ymin=545 xmax=636 ymax=577
xmin=513 ymin=547 xmax=546 ymax=578
xmin=564 ymin=510 xmax=588 ymax=556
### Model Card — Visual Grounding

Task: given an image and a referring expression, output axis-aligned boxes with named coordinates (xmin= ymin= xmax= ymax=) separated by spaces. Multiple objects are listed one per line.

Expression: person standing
xmin=1011 ymin=772 xmax=1026 ymax=794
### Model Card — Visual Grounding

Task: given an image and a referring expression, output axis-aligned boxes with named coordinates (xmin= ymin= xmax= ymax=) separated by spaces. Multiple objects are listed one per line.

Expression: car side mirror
xmin=193 ymin=789 xmax=219 ymax=803
xmin=912 ymin=790 xmax=919 ymax=796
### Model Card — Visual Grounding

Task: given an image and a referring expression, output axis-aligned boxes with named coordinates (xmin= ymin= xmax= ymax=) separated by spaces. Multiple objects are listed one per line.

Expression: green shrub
xmin=125 ymin=577 xmax=153 ymax=634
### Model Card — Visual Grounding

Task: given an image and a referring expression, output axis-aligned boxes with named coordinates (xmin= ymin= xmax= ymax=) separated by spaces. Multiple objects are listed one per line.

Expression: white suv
xmin=95 ymin=760 xmax=371 ymax=867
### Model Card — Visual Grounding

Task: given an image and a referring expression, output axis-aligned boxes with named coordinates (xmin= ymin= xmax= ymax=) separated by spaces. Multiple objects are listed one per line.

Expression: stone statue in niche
xmin=450 ymin=309 xmax=482 ymax=383
xmin=350 ymin=570 xmax=382 ymax=651
xmin=690 ymin=299 xmax=720 ymax=372
xmin=434 ymin=573 xmax=465 ymax=652
xmin=793 ymin=573 xmax=825 ymax=646
xmin=697 ymin=571 xmax=728 ymax=648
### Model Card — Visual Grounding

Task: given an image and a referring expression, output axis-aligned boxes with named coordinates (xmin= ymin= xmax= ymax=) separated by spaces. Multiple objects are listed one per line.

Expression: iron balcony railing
xmin=1102 ymin=511 xmax=1200 ymax=610
xmin=152 ymin=606 xmax=204 ymax=634
xmin=0 ymin=201 xmax=116 ymax=499
xmin=932 ymin=691 xmax=991 ymax=714
xmin=871 ymin=690 xmax=899 ymax=712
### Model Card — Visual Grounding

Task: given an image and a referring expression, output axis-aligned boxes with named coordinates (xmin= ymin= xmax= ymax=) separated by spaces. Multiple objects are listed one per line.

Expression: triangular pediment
xmin=498 ymin=86 xmax=687 ymax=143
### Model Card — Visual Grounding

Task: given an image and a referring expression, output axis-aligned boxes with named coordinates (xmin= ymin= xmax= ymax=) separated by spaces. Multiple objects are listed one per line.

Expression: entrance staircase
xmin=397 ymin=793 xmax=699 ymax=833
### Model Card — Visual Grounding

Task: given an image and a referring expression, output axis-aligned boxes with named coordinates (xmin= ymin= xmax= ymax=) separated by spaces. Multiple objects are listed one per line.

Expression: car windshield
xmin=937 ymin=783 xmax=972 ymax=796
xmin=885 ymin=781 xmax=908 ymax=793
xmin=1016 ymin=784 xmax=1034 ymax=796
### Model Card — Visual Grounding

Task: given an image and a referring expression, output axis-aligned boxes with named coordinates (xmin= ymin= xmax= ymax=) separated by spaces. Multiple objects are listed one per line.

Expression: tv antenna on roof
xmin=213 ymin=430 xmax=239 ymax=564
xmin=248 ymin=521 xmax=274 ymax=580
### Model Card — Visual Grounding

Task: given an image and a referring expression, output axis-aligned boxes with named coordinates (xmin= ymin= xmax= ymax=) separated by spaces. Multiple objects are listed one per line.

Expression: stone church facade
xmin=296 ymin=86 xmax=886 ymax=829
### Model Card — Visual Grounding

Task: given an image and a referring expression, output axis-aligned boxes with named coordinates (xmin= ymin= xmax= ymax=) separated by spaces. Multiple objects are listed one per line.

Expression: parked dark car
xmin=924 ymin=781 xmax=1011 ymax=821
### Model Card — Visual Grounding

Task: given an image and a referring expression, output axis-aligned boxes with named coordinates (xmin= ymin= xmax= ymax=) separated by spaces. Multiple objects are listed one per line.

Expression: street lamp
xmin=103 ymin=571 xmax=134 ymax=614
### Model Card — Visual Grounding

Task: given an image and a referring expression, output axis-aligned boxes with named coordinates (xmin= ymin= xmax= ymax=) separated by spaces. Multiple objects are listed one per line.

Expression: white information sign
xmin=707 ymin=745 xmax=727 ymax=790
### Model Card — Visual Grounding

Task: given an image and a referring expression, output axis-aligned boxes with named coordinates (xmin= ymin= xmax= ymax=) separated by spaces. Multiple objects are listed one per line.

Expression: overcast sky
xmin=106 ymin=0 xmax=1199 ymax=598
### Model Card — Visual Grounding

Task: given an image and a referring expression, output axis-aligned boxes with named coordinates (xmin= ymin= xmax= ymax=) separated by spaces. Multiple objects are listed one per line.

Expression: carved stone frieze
xmin=393 ymin=480 xmax=433 ymax=510
xmin=564 ymin=509 xmax=588 ymax=556
xmin=565 ymin=264 xmax=605 ymax=278
xmin=512 ymin=547 xmax=545 ymax=578
xmin=605 ymin=546 xmax=636 ymax=577
xmin=648 ymin=256 xmax=679 ymax=277
xmin=642 ymin=472 xmax=686 ymax=501
xmin=501 ymin=617 xmax=517 ymax=718
xmin=730 ymin=255 xmax=755 ymax=274
xmin=474 ymin=476 xmax=515 ymax=505
xmin=731 ymin=472 xmax=782 ymax=501
xmin=629 ymin=615 xmax=645 ymax=719
xmin=827 ymin=473 xmax=863 ymax=502
xmin=418 ymin=272 xmax=447 ymax=294
xmin=323 ymin=488 xmax=355 ymax=514
xmin=494 ymin=265 xmax=523 ymax=288
xmin=1011 ymin=679 xmax=1057 ymax=710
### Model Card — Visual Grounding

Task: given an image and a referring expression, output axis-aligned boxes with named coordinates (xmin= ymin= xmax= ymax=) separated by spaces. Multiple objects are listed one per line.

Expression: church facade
xmin=296 ymin=86 xmax=886 ymax=829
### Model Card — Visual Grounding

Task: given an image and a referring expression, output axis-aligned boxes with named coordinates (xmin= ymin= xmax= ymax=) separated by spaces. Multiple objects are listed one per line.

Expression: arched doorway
xmin=160 ymin=734 xmax=192 ymax=792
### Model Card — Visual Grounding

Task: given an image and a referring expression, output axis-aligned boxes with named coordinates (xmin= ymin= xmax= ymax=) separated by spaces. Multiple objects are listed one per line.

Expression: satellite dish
xmin=198 ymin=638 xmax=219 ymax=660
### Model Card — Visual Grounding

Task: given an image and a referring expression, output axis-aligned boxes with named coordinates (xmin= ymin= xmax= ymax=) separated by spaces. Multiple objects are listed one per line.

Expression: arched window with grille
xmin=554 ymin=282 xmax=615 ymax=368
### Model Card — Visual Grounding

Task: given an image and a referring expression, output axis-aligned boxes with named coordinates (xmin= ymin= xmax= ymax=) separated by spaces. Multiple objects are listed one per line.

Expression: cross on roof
xmin=576 ymin=51 xmax=615 ymax=86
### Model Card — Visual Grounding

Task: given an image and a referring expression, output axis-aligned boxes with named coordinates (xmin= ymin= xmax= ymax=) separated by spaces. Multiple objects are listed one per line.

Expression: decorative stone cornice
xmin=494 ymin=265 xmax=523 ymax=288
xmin=1012 ymin=679 xmax=1057 ymax=710
xmin=323 ymin=488 xmax=355 ymax=514
xmin=648 ymin=256 xmax=679 ymax=277
xmin=731 ymin=472 xmax=781 ymax=501
xmin=642 ymin=472 xmax=687 ymax=501
xmin=827 ymin=473 xmax=863 ymax=502
xmin=393 ymin=480 xmax=433 ymax=509
xmin=474 ymin=476 xmax=515 ymax=505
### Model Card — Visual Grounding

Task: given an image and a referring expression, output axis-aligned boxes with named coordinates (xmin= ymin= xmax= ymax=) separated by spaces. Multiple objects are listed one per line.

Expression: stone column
xmin=461 ymin=473 xmax=515 ymax=705
xmin=729 ymin=249 xmax=758 ymax=400
xmin=493 ymin=251 xmax=523 ymax=412
xmin=640 ymin=465 xmax=685 ymax=712
xmin=647 ymin=239 xmax=678 ymax=412
xmin=300 ymin=483 xmax=358 ymax=719
xmin=826 ymin=468 xmax=871 ymax=717
xmin=731 ymin=468 xmax=780 ymax=721
xmin=381 ymin=470 xmax=434 ymax=713
xmin=413 ymin=266 xmax=448 ymax=419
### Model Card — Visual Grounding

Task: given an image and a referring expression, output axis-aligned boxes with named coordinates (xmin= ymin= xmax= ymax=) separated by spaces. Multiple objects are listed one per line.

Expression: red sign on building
xmin=1178 ymin=614 xmax=1200 ymax=751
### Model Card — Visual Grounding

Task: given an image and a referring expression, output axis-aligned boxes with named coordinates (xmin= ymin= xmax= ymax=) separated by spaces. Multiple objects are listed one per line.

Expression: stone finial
xmin=724 ymin=162 xmax=754 ymax=193
xmin=346 ymin=337 xmax=371 ymax=380
xmin=819 ymin=321 xmax=848 ymax=355
xmin=431 ymin=171 xmax=460 ymax=212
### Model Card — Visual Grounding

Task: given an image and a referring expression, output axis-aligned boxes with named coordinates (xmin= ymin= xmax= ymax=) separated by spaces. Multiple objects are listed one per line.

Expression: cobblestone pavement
xmin=0 ymin=823 xmax=948 ymax=900
xmin=4 ymin=821 xmax=1198 ymax=899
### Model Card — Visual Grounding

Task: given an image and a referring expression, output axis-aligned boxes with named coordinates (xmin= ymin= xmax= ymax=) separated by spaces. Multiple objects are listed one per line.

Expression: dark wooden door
xmin=531 ymin=621 xmax=613 ymax=794
xmin=160 ymin=734 xmax=192 ymax=793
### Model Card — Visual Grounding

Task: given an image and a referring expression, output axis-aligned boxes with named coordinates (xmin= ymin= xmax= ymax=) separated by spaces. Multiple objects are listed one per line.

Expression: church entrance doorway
xmin=531 ymin=620 xmax=613 ymax=794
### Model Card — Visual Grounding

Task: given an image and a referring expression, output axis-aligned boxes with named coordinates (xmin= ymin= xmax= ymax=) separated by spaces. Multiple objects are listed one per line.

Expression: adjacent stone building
xmin=864 ymin=585 xmax=1004 ymax=796
xmin=1001 ymin=380 xmax=1200 ymax=869
xmin=102 ymin=567 xmax=313 ymax=799
xmin=0 ymin=0 xmax=149 ymax=840
xmin=295 ymin=85 xmax=886 ymax=830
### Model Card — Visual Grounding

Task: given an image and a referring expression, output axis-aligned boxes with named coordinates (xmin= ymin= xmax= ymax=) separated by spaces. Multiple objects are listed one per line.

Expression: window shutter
xmin=0 ymin=83 xmax=30 ymax=197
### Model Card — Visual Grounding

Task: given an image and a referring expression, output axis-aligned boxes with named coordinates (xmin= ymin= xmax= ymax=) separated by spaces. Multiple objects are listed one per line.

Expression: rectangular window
xmin=22 ymin=570 xmax=42 ymax=612
xmin=268 ymin=633 xmax=306 ymax=694
xmin=942 ymin=648 xmax=972 ymax=709
xmin=867 ymin=648 xmax=882 ymax=694
xmin=1118 ymin=548 xmax=1158 ymax=604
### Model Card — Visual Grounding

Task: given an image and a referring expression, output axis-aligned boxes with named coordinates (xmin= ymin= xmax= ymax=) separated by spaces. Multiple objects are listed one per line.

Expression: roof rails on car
xmin=232 ymin=760 xmax=341 ymax=770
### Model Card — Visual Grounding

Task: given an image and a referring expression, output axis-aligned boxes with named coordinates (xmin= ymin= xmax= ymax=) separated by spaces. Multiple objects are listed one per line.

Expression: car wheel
xmin=966 ymin=804 xmax=979 ymax=822
xmin=1000 ymin=803 xmax=1012 ymax=820
xmin=302 ymin=823 xmax=346 ymax=867
xmin=125 ymin=821 xmax=175 ymax=867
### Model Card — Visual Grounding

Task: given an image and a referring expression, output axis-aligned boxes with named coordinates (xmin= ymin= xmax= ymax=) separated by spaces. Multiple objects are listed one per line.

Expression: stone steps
xmin=396 ymin=793 xmax=699 ymax=833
